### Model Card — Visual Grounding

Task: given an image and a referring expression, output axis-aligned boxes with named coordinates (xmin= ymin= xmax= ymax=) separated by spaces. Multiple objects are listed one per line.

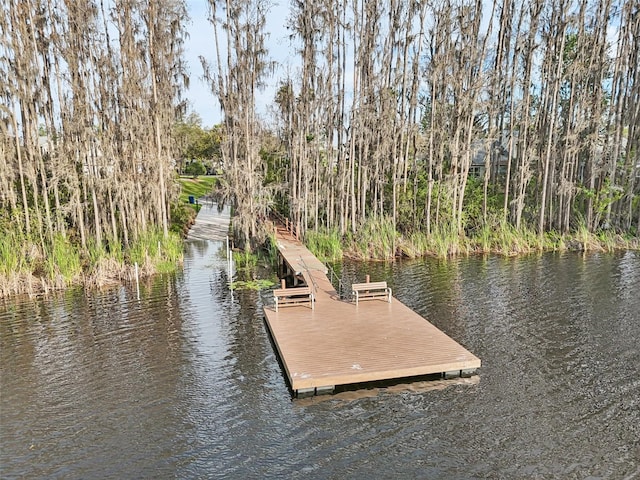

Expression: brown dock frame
xmin=263 ymin=227 xmax=481 ymax=397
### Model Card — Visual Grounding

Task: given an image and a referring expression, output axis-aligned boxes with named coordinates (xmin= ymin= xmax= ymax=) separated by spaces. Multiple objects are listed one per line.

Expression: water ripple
xmin=1 ymin=249 xmax=639 ymax=479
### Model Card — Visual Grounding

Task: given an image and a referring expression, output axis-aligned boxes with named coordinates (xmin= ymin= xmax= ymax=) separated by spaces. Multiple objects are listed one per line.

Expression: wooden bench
xmin=273 ymin=286 xmax=314 ymax=312
xmin=351 ymin=281 xmax=392 ymax=305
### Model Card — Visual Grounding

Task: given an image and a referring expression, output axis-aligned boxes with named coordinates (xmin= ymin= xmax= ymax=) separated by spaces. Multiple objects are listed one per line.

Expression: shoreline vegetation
xmin=0 ymin=177 xmax=214 ymax=299
xmin=3 ymin=1 xmax=639 ymax=299
xmin=1 ymin=189 xmax=637 ymax=299
xmin=306 ymin=219 xmax=639 ymax=264
xmin=0 ymin=228 xmax=183 ymax=299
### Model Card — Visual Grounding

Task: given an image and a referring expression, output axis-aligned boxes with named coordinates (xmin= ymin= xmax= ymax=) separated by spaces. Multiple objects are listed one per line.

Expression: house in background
xmin=469 ymin=139 xmax=509 ymax=180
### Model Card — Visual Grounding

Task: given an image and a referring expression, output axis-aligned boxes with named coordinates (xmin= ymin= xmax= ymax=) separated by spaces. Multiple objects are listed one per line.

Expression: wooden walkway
xmin=263 ymin=228 xmax=481 ymax=396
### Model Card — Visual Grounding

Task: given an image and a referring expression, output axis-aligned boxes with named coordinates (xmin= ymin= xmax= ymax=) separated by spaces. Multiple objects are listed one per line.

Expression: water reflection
xmin=1 ymin=277 xmax=190 ymax=478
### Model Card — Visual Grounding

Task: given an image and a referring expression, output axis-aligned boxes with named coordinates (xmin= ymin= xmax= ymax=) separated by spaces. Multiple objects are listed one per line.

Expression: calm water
xmin=1 ymin=240 xmax=639 ymax=479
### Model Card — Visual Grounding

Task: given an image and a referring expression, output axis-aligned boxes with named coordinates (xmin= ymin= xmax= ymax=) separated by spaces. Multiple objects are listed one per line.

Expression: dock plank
xmin=264 ymin=231 xmax=481 ymax=394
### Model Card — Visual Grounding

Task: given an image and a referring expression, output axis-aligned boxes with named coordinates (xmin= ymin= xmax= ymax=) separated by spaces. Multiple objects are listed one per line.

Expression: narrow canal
xmin=1 ymin=237 xmax=638 ymax=478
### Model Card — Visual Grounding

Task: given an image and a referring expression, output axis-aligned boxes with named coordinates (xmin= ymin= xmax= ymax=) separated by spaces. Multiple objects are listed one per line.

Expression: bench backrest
xmin=274 ymin=286 xmax=312 ymax=296
xmin=351 ymin=281 xmax=388 ymax=291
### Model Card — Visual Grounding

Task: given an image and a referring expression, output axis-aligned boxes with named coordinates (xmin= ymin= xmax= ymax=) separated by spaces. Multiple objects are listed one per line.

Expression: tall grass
xmin=129 ymin=229 xmax=183 ymax=274
xmin=233 ymin=249 xmax=259 ymax=270
xmin=476 ymin=224 xmax=492 ymax=253
xmin=429 ymin=222 xmax=463 ymax=257
xmin=0 ymin=225 xmax=187 ymax=297
xmin=0 ymin=231 xmax=23 ymax=276
xmin=573 ymin=220 xmax=593 ymax=250
xmin=349 ymin=216 xmax=398 ymax=259
xmin=597 ymin=230 xmax=619 ymax=251
xmin=314 ymin=216 xmax=636 ymax=262
xmin=45 ymin=234 xmax=81 ymax=282
xmin=498 ymin=221 xmax=540 ymax=254
xmin=399 ymin=231 xmax=427 ymax=258
xmin=0 ymin=233 xmax=68 ymax=277
xmin=305 ymin=228 xmax=343 ymax=263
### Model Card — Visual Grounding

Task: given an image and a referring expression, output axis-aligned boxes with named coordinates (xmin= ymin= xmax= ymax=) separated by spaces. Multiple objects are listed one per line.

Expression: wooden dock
xmin=263 ymin=228 xmax=481 ymax=396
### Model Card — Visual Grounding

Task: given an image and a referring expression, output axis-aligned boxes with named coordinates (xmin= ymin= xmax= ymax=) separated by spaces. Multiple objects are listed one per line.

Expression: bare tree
xmin=203 ymin=0 xmax=273 ymax=249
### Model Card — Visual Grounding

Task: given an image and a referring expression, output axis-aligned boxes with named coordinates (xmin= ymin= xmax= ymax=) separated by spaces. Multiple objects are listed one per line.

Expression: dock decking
xmin=263 ymin=228 xmax=481 ymax=396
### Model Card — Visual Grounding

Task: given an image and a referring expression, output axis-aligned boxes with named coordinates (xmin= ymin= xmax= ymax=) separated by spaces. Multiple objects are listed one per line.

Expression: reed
xmin=348 ymin=217 xmax=398 ymax=259
xmin=0 ymin=223 xmax=186 ymax=298
xmin=412 ymin=231 xmax=430 ymax=256
xmin=341 ymin=216 xmax=638 ymax=261
xmin=573 ymin=221 xmax=593 ymax=251
xmin=128 ymin=229 xmax=183 ymax=270
xmin=155 ymin=232 xmax=184 ymax=273
xmin=45 ymin=234 xmax=81 ymax=282
xmin=476 ymin=224 xmax=493 ymax=253
xmin=0 ymin=230 xmax=23 ymax=276
xmin=597 ymin=231 xmax=617 ymax=251
xmin=305 ymin=228 xmax=343 ymax=262
xmin=429 ymin=222 xmax=462 ymax=257
xmin=233 ymin=249 xmax=259 ymax=270
xmin=494 ymin=221 xmax=537 ymax=255
xmin=522 ymin=226 xmax=547 ymax=251
xmin=396 ymin=233 xmax=422 ymax=258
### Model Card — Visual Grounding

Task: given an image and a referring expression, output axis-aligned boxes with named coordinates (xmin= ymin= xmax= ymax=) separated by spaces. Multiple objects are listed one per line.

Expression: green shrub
xmin=184 ymin=160 xmax=206 ymax=177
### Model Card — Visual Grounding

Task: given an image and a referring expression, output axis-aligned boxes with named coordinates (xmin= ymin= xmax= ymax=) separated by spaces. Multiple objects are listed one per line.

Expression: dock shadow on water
xmin=1 ymin=246 xmax=639 ymax=479
xmin=295 ymin=376 xmax=481 ymax=406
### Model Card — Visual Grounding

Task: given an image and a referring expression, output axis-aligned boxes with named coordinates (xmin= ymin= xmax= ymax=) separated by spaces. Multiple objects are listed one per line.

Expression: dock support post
xmin=296 ymin=387 xmax=315 ymax=398
xmin=315 ymin=385 xmax=335 ymax=395
xmin=295 ymin=386 xmax=335 ymax=398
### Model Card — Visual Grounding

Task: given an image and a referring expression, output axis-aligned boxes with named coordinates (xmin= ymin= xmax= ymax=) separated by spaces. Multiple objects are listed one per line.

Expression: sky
xmin=184 ymin=0 xmax=293 ymax=127
xmin=183 ymin=0 xmax=624 ymax=129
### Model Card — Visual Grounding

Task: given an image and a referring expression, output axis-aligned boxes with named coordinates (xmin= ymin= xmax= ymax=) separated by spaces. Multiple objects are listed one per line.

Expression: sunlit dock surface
xmin=263 ymin=228 xmax=481 ymax=397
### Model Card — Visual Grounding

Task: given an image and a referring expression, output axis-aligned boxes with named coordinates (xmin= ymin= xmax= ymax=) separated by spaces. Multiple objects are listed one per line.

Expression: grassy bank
xmin=0 ymin=229 xmax=184 ymax=298
xmin=172 ymin=175 xmax=219 ymax=237
xmin=305 ymin=217 xmax=638 ymax=261
xmin=177 ymin=175 xmax=218 ymax=204
xmin=0 ymin=176 xmax=218 ymax=299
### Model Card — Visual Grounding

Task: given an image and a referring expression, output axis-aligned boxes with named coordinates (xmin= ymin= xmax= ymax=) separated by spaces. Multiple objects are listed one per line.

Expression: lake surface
xmin=1 ymin=240 xmax=639 ymax=479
